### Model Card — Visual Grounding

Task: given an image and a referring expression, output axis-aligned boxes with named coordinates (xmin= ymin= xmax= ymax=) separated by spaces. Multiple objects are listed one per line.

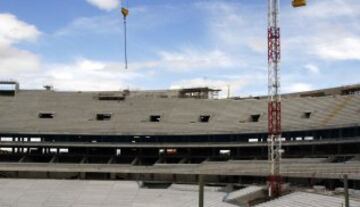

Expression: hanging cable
xmin=121 ymin=3 xmax=129 ymax=69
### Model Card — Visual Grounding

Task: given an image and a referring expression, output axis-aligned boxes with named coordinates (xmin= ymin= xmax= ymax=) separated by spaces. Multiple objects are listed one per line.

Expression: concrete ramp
xmin=224 ymin=185 xmax=267 ymax=206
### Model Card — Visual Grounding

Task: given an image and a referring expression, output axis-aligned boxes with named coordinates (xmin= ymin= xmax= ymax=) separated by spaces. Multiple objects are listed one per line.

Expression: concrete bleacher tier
xmin=255 ymin=191 xmax=360 ymax=207
xmin=0 ymin=87 xmax=359 ymax=135
xmin=0 ymin=179 xmax=235 ymax=207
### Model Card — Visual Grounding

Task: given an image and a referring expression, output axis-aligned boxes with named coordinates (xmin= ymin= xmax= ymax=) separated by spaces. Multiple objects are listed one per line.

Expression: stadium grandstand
xmin=0 ymin=82 xmax=359 ymax=190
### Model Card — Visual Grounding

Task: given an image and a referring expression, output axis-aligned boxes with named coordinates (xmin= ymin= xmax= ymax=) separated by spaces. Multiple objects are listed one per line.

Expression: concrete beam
xmin=0 ymin=138 xmax=359 ymax=149
xmin=0 ymin=162 xmax=359 ymax=180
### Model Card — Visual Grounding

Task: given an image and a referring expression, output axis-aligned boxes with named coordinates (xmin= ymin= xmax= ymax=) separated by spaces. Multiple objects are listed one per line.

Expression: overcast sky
xmin=0 ymin=0 xmax=359 ymax=97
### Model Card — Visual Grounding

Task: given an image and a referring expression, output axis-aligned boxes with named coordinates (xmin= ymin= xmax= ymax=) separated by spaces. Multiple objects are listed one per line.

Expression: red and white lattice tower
xmin=267 ymin=0 xmax=283 ymax=197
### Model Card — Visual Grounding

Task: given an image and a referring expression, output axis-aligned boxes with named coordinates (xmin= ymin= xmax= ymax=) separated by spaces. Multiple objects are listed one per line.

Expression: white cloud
xmin=312 ymin=37 xmax=360 ymax=61
xmin=200 ymin=1 xmax=265 ymax=54
xmin=171 ymin=78 xmax=230 ymax=90
xmin=284 ymin=83 xmax=313 ymax=93
xmin=157 ymin=49 xmax=237 ymax=71
xmin=42 ymin=58 xmax=141 ymax=91
xmin=304 ymin=64 xmax=320 ymax=74
xmin=283 ymin=0 xmax=360 ymax=62
xmin=118 ymin=48 xmax=240 ymax=72
xmin=54 ymin=15 xmax=121 ymax=36
xmin=298 ymin=0 xmax=360 ymax=19
xmin=0 ymin=13 xmax=138 ymax=91
xmin=0 ymin=13 xmax=41 ymax=78
xmin=0 ymin=13 xmax=41 ymax=46
xmin=77 ymin=59 xmax=106 ymax=71
xmin=246 ymin=37 xmax=267 ymax=54
xmin=86 ymin=0 xmax=120 ymax=11
xmin=0 ymin=45 xmax=41 ymax=76
xmin=3 ymin=1 xmax=358 ymax=95
xmin=200 ymin=0 xmax=360 ymax=64
xmin=208 ymin=7 xmax=245 ymax=46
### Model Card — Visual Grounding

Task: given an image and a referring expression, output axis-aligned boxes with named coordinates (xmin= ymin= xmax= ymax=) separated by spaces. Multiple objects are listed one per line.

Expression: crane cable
xmin=121 ymin=1 xmax=129 ymax=69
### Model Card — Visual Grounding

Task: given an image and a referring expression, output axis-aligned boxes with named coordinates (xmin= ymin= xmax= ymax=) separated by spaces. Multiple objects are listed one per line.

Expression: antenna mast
xmin=267 ymin=0 xmax=282 ymax=198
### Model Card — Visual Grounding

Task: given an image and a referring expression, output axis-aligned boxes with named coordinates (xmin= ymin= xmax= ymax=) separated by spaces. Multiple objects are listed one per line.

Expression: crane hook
xmin=121 ymin=7 xmax=129 ymax=69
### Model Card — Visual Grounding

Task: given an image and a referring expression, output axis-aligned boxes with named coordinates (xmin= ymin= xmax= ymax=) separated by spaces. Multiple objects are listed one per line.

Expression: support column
xmin=108 ymin=156 xmax=116 ymax=179
xmin=20 ymin=138 xmax=24 ymax=153
xmin=110 ymin=173 xmax=116 ymax=180
xmin=198 ymin=174 xmax=204 ymax=207
xmin=344 ymin=175 xmax=349 ymax=207
xmin=79 ymin=156 xmax=87 ymax=179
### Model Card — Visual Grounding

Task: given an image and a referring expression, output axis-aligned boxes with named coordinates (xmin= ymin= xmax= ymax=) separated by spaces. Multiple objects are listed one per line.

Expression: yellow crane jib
xmin=292 ymin=0 xmax=306 ymax=7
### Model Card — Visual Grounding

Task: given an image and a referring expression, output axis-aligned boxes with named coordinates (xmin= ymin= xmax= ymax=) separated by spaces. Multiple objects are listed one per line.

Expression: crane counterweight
xmin=292 ymin=0 xmax=307 ymax=7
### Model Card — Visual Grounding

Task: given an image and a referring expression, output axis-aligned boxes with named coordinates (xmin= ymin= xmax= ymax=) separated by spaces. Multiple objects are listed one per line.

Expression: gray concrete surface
xmin=0 ymin=160 xmax=359 ymax=179
xmin=0 ymin=86 xmax=359 ymax=135
xmin=0 ymin=179 xmax=235 ymax=207
xmin=254 ymin=191 xmax=360 ymax=207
